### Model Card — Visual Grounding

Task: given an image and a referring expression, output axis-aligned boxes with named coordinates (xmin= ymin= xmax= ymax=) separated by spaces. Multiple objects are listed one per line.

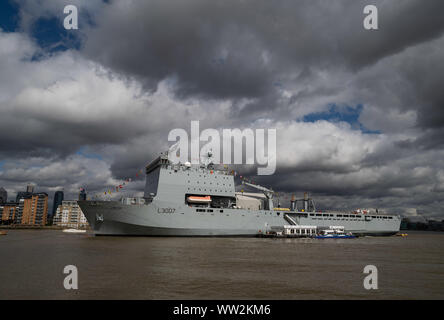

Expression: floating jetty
xmin=259 ymin=225 xmax=356 ymax=239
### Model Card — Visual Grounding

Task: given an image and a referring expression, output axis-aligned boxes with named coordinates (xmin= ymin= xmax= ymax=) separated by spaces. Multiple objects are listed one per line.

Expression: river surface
xmin=0 ymin=230 xmax=443 ymax=299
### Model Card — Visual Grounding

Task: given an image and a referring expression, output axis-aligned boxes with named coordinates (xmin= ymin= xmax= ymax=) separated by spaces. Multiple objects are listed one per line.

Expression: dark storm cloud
xmin=396 ymin=45 xmax=444 ymax=129
xmin=395 ymin=127 xmax=444 ymax=151
xmin=84 ymin=0 xmax=444 ymax=102
xmin=84 ymin=0 xmax=274 ymax=100
xmin=354 ymin=33 xmax=444 ymax=131
xmin=342 ymin=0 xmax=444 ymax=68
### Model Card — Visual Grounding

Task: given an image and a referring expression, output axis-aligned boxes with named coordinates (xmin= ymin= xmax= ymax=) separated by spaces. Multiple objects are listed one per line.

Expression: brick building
xmin=0 ymin=203 xmax=19 ymax=224
xmin=15 ymin=193 xmax=48 ymax=225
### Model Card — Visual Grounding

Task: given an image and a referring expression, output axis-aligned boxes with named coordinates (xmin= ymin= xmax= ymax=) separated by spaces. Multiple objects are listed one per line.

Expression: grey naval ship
xmin=78 ymin=152 xmax=401 ymax=236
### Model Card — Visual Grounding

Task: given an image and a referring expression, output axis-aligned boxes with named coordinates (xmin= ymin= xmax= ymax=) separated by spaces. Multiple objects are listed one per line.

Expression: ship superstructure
xmin=78 ymin=152 xmax=401 ymax=236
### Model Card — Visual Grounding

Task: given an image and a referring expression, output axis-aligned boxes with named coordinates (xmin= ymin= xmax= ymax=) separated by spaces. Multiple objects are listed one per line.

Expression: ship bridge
xmin=144 ymin=152 xmax=236 ymax=206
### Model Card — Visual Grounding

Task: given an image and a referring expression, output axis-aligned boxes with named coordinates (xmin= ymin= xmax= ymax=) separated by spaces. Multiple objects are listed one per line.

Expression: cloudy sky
xmin=0 ymin=0 xmax=443 ymax=218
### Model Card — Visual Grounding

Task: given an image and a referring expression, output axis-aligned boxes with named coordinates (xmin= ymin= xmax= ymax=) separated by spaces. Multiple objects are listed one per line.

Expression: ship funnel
xmin=303 ymin=192 xmax=308 ymax=211
xmin=290 ymin=194 xmax=296 ymax=211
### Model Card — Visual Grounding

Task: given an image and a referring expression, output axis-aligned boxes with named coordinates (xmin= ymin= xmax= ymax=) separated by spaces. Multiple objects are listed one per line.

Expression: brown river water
xmin=0 ymin=230 xmax=443 ymax=299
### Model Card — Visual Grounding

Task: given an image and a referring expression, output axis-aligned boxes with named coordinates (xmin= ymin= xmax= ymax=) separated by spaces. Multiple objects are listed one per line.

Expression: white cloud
xmin=275 ymin=120 xmax=382 ymax=172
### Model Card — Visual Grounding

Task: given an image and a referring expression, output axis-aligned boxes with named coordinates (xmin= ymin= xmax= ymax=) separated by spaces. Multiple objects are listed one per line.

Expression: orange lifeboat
xmin=187 ymin=196 xmax=212 ymax=203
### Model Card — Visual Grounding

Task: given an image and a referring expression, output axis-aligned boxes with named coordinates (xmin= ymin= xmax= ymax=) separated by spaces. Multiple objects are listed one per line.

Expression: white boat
xmin=315 ymin=226 xmax=356 ymax=239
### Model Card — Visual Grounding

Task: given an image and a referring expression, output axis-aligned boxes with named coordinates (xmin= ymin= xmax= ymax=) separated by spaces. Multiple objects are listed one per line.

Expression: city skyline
xmin=0 ymin=183 xmax=90 ymax=226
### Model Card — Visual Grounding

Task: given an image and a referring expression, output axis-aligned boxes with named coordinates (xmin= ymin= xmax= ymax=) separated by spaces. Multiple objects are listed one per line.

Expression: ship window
xmin=316 ymin=214 xmax=321 ymax=216
xmin=207 ymin=209 xmax=213 ymax=212
xmin=343 ymin=215 xmax=349 ymax=217
xmin=371 ymin=216 xmax=376 ymax=218
xmin=389 ymin=217 xmax=393 ymax=219
xmin=220 ymin=210 xmax=223 ymax=213
xmin=356 ymin=215 xmax=362 ymax=218
xmin=337 ymin=215 xmax=343 ymax=217
xmin=310 ymin=213 xmax=314 ymax=216
xmin=277 ymin=212 xmax=280 ymax=216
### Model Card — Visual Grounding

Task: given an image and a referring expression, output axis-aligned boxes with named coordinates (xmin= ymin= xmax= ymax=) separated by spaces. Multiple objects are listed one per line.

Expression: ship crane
xmin=241 ymin=181 xmax=274 ymax=210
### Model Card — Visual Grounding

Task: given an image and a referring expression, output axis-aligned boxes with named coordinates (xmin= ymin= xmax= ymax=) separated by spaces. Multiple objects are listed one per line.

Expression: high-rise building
xmin=51 ymin=191 xmax=64 ymax=220
xmin=15 ymin=193 xmax=48 ymax=225
xmin=16 ymin=191 xmax=32 ymax=202
xmin=0 ymin=202 xmax=19 ymax=225
xmin=79 ymin=188 xmax=87 ymax=201
xmin=0 ymin=187 xmax=7 ymax=204
xmin=53 ymin=200 xmax=88 ymax=229
xmin=15 ymin=186 xmax=32 ymax=222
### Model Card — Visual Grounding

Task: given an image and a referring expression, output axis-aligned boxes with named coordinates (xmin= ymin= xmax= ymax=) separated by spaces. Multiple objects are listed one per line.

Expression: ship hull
xmin=78 ymin=200 xmax=401 ymax=237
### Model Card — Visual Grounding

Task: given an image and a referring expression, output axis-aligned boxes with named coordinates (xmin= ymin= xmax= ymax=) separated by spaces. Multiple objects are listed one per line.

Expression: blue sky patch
xmin=0 ymin=0 xmax=19 ymax=32
xmin=31 ymin=16 xmax=81 ymax=52
xmin=0 ymin=1 xmax=85 ymax=53
xmin=303 ymin=104 xmax=380 ymax=134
